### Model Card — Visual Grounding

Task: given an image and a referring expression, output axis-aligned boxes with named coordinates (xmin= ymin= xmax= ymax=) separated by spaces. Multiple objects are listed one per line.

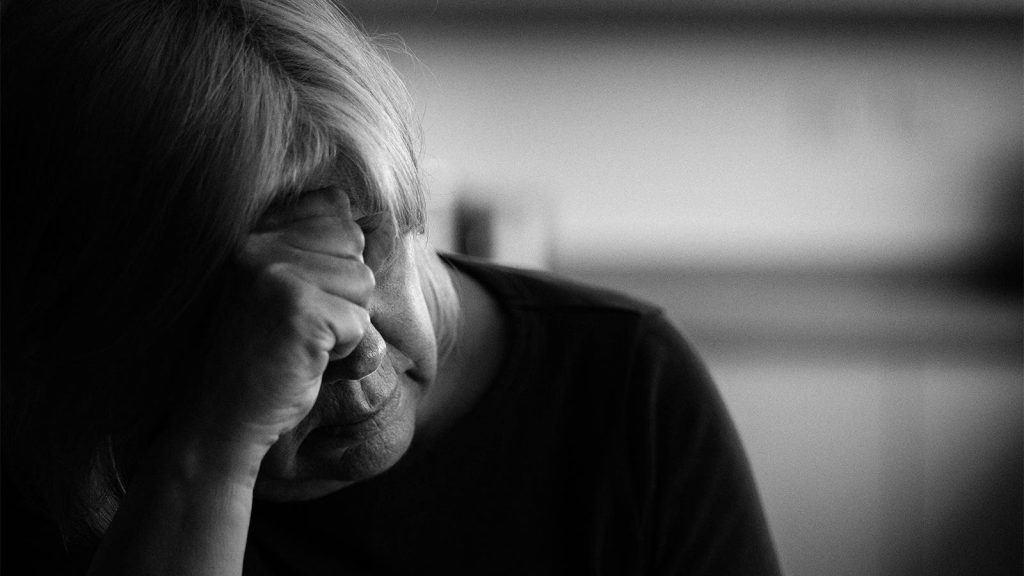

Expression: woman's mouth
xmin=301 ymin=382 xmax=403 ymax=448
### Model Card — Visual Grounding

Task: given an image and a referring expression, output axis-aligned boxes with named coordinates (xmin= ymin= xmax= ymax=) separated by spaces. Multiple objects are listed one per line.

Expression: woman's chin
xmin=253 ymin=385 xmax=416 ymax=502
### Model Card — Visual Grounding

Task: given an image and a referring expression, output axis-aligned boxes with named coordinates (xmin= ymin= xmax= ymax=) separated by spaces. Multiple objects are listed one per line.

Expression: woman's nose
xmin=324 ymin=324 xmax=386 ymax=381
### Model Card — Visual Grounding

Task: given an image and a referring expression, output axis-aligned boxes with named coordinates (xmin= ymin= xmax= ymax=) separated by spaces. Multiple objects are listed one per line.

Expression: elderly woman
xmin=1 ymin=1 xmax=779 ymax=574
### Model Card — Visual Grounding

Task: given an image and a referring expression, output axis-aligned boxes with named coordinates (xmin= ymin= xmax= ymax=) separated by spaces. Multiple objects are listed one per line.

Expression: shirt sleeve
xmin=630 ymin=312 xmax=781 ymax=576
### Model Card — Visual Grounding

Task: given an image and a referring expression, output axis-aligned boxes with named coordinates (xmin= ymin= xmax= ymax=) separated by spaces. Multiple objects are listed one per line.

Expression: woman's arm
xmin=87 ymin=190 xmax=373 ymax=576
xmin=86 ymin=433 xmax=265 ymax=576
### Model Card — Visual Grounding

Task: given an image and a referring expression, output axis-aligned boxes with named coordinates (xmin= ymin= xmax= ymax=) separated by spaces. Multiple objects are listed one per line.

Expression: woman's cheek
xmin=372 ymin=239 xmax=438 ymax=382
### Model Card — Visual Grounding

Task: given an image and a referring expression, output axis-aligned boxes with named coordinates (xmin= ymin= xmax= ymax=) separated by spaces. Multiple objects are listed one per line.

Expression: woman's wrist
xmin=88 ymin=420 xmax=263 ymax=576
xmin=147 ymin=421 xmax=272 ymax=491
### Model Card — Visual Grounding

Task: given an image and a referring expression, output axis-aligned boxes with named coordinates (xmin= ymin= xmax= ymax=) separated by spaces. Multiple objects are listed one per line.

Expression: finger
xmin=269 ymin=253 xmax=376 ymax=308
xmin=315 ymin=292 xmax=372 ymax=361
xmin=243 ymin=200 xmax=377 ymax=300
xmin=254 ymin=189 xmax=365 ymax=259
xmin=241 ymin=264 xmax=371 ymax=376
xmin=275 ymin=215 xmax=364 ymax=261
xmin=325 ymin=324 xmax=386 ymax=377
xmin=255 ymin=186 xmax=357 ymax=229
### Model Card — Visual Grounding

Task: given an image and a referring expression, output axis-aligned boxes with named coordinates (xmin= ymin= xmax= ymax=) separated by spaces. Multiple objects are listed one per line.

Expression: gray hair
xmin=2 ymin=0 xmax=457 ymax=539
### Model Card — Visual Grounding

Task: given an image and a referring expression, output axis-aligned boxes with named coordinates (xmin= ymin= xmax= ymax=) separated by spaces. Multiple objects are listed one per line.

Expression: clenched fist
xmin=192 ymin=189 xmax=377 ymax=461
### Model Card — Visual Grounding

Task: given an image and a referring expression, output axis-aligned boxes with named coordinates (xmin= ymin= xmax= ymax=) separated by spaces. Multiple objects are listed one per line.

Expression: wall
xmin=384 ymin=16 xmax=1020 ymax=272
xmin=353 ymin=7 xmax=1022 ymax=576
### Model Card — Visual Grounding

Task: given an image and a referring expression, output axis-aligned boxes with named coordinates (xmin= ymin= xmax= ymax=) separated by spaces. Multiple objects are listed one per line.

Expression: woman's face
xmin=252 ymin=197 xmax=439 ymax=502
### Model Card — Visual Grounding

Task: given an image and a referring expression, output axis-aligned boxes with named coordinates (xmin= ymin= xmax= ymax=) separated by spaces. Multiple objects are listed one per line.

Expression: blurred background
xmin=347 ymin=1 xmax=1021 ymax=574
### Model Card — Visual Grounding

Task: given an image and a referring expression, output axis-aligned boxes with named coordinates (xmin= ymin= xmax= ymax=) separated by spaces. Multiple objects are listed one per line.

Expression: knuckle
xmin=360 ymin=262 xmax=376 ymax=289
xmin=350 ymin=262 xmax=376 ymax=303
xmin=332 ymin=223 xmax=364 ymax=259
xmin=257 ymin=260 xmax=294 ymax=281
xmin=351 ymin=225 xmax=365 ymax=254
xmin=338 ymin=300 xmax=363 ymax=326
xmin=252 ymin=262 xmax=301 ymax=298
xmin=325 ymin=259 xmax=374 ymax=306
xmin=330 ymin=304 xmax=369 ymax=359
xmin=353 ymin=304 xmax=371 ymax=329
xmin=250 ymin=263 xmax=323 ymax=321
xmin=282 ymin=297 xmax=335 ymax=351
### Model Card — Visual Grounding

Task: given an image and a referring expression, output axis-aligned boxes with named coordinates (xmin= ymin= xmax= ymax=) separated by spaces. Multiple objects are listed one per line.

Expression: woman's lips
xmin=302 ymin=381 xmax=403 ymax=446
xmin=292 ymin=346 xmax=421 ymax=458
xmin=315 ymin=352 xmax=399 ymax=422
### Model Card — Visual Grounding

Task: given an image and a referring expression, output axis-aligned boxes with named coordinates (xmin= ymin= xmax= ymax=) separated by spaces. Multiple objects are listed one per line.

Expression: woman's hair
xmin=2 ymin=0 xmax=455 ymax=539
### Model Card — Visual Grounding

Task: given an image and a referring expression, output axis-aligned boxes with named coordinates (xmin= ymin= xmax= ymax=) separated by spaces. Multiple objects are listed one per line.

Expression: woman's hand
xmin=187 ymin=189 xmax=375 ymax=474
xmin=87 ymin=191 xmax=373 ymax=576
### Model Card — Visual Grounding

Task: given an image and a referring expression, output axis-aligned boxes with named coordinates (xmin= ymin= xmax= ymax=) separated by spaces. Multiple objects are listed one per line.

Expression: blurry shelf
xmin=344 ymin=0 xmax=1020 ymax=18
xmin=561 ymin=267 xmax=1022 ymax=360
xmin=344 ymin=0 xmax=1021 ymax=32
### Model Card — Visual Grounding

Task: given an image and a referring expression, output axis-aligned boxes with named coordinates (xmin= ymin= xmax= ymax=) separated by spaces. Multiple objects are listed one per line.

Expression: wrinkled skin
xmin=187 ymin=187 xmax=438 ymax=501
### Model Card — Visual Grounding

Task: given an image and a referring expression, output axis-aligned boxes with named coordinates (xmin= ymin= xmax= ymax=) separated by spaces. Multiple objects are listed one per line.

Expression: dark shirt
xmin=1 ymin=255 xmax=779 ymax=575
xmin=245 ymin=255 xmax=781 ymax=575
